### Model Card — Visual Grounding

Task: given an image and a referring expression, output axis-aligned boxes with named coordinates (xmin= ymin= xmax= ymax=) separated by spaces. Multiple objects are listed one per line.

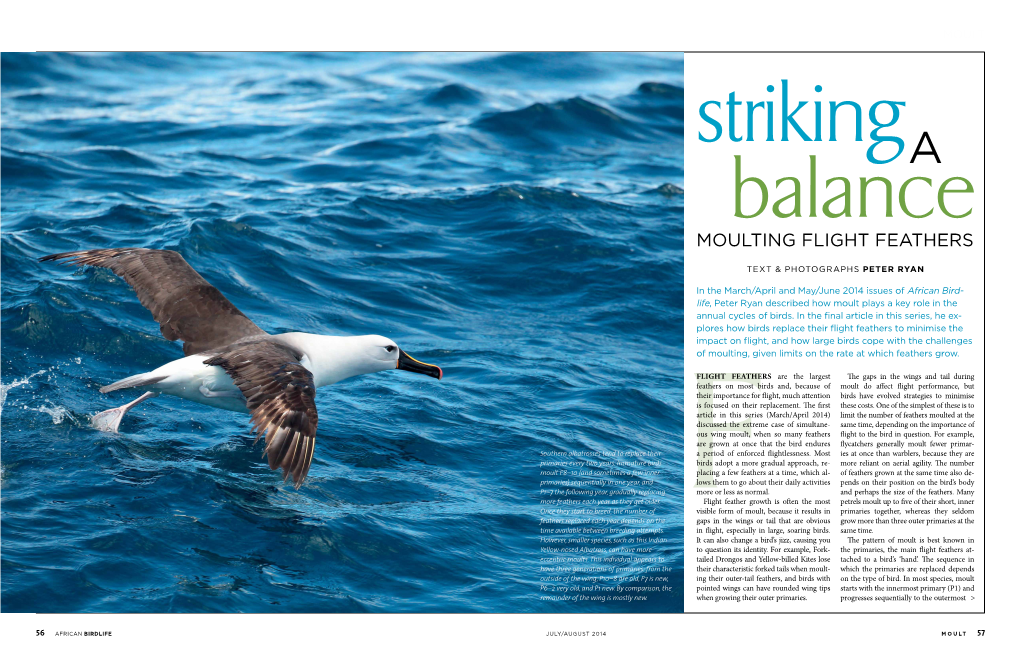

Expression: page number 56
xmin=36 ymin=630 xmax=44 ymax=636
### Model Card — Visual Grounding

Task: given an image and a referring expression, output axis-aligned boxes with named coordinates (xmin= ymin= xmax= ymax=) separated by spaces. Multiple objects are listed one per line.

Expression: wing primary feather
xmin=205 ymin=340 xmax=319 ymax=488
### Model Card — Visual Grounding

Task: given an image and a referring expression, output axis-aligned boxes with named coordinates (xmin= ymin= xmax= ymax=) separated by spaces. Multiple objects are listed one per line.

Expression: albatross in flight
xmin=42 ymin=247 xmax=442 ymax=488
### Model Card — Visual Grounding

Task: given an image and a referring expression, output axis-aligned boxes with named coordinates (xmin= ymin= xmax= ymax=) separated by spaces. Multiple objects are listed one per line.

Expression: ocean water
xmin=0 ymin=52 xmax=684 ymax=613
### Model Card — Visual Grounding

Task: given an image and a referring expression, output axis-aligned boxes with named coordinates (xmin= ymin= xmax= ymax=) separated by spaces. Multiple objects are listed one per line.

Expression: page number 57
xmin=977 ymin=630 xmax=985 ymax=637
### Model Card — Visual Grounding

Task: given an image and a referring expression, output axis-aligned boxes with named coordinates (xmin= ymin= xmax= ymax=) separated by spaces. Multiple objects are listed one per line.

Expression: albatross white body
xmin=42 ymin=247 xmax=443 ymax=488
xmin=134 ymin=333 xmax=404 ymax=413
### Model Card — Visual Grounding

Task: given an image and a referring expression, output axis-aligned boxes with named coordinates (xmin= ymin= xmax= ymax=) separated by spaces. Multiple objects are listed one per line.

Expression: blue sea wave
xmin=1 ymin=52 xmax=684 ymax=613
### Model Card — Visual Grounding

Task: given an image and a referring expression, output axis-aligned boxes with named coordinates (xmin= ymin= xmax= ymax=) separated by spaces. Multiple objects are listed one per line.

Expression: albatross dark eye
xmin=385 ymin=345 xmax=396 ymax=353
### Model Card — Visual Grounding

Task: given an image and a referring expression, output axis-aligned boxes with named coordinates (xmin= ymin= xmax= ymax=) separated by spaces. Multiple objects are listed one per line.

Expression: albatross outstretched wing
xmin=41 ymin=248 xmax=266 ymax=355
xmin=205 ymin=340 xmax=318 ymax=488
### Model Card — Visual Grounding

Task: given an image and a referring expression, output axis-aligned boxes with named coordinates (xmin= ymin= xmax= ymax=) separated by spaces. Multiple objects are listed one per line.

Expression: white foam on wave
xmin=0 ymin=369 xmax=48 ymax=417
xmin=34 ymin=402 xmax=77 ymax=425
xmin=1 ymin=360 xmax=82 ymax=424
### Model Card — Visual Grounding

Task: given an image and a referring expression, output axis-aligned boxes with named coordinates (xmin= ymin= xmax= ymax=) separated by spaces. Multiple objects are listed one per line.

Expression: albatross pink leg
xmin=91 ymin=391 xmax=158 ymax=433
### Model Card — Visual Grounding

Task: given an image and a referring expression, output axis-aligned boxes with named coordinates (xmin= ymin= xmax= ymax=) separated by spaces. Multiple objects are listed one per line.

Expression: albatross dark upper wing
xmin=204 ymin=340 xmax=318 ymax=488
xmin=41 ymin=247 xmax=266 ymax=354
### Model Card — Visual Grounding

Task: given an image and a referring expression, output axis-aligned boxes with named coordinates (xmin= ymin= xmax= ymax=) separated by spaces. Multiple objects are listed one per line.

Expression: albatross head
xmin=357 ymin=334 xmax=443 ymax=380
xmin=279 ymin=333 xmax=443 ymax=387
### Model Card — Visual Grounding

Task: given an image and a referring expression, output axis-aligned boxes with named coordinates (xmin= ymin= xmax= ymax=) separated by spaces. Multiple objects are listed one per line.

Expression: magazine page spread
xmin=0 ymin=24 xmax=1008 ymax=650
xmin=684 ymin=52 xmax=984 ymax=613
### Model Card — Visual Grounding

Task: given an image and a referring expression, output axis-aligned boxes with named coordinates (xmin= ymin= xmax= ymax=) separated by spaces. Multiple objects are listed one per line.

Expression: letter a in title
xmin=909 ymin=132 xmax=941 ymax=163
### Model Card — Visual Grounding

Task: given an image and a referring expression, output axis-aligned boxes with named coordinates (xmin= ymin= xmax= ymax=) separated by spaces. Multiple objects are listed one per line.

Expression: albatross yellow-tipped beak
xmin=397 ymin=349 xmax=442 ymax=380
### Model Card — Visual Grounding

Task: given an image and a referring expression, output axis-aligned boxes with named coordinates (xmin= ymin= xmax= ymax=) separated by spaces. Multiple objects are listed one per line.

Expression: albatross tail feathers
xmin=100 ymin=373 xmax=168 ymax=394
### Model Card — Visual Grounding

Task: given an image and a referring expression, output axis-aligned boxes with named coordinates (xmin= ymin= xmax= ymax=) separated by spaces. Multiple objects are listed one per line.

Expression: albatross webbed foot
xmin=91 ymin=391 xmax=158 ymax=433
